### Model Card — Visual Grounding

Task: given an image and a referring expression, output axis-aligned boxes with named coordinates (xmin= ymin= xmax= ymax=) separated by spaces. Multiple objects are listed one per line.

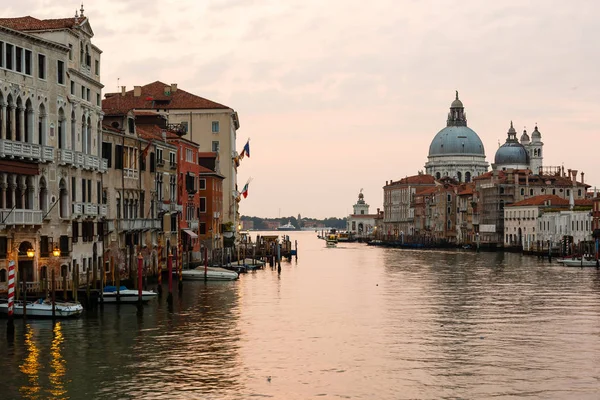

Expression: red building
xmin=197 ymin=162 xmax=224 ymax=252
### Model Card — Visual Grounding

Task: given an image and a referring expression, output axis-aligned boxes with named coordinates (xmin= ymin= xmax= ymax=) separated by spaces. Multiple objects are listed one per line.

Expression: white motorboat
xmin=562 ymin=258 xmax=599 ymax=267
xmin=0 ymin=298 xmax=83 ymax=318
xmin=182 ymin=266 xmax=239 ymax=281
xmin=277 ymin=221 xmax=296 ymax=231
xmin=101 ymin=286 xmax=158 ymax=303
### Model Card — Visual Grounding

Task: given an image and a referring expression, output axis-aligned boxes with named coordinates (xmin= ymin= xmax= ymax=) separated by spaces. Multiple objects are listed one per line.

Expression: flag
xmin=240 ymin=178 xmax=252 ymax=199
xmin=242 ymin=139 xmax=250 ymax=158
xmin=141 ymin=139 xmax=152 ymax=160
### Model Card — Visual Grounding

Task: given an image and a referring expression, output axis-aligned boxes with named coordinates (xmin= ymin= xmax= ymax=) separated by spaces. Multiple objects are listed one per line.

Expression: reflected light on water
xmin=48 ymin=322 xmax=67 ymax=399
xmin=19 ymin=324 xmax=40 ymax=399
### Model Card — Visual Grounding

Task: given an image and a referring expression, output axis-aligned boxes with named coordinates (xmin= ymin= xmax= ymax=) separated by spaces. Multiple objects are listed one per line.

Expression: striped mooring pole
xmin=7 ymin=260 xmax=16 ymax=336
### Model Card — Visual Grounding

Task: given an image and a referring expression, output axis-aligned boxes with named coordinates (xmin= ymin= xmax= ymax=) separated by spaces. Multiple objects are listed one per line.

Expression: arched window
xmin=59 ymin=179 xmax=69 ymax=218
xmin=435 ymin=172 xmax=441 ymax=179
xmin=81 ymin=114 xmax=87 ymax=154
xmin=38 ymin=102 xmax=46 ymax=145
xmin=71 ymin=110 xmax=77 ymax=151
xmin=25 ymin=176 xmax=34 ymax=210
xmin=58 ymin=108 xmax=66 ymax=149
xmin=520 ymin=188 xmax=525 ymax=196
xmin=87 ymin=116 xmax=92 ymax=154
xmin=6 ymin=94 xmax=13 ymax=140
xmin=457 ymin=171 xmax=462 ymax=182
xmin=465 ymin=172 xmax=471 ymax=183
xmin=15 ymin=97 xmax=22 ymax=141
xmin=39 ymin=177 xmax=48 ymax=214
xmin=25 ymin=99 xmax=34 ymax=143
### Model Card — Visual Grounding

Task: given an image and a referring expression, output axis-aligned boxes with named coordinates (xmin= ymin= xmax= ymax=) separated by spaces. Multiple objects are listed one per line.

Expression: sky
xmin=4 ymin=0 xmax=600 ymax=219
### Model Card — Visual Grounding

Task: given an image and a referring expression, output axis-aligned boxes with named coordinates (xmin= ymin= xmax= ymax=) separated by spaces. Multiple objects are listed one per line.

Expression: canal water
xmin=1 ymin=231 xmax=600 ymax=399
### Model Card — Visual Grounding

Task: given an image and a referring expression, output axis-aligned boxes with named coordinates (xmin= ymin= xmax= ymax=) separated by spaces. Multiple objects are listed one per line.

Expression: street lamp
xmin=27 ymin=247 xmax=35 ymax=258
xmin=52 ymin=246 xmax=61 ymax=257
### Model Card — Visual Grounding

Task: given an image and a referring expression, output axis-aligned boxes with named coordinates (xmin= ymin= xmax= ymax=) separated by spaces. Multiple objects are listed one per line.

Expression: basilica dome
xmin=428 ymin=126 xmax=485 ymax=156
xmin=494 ymin=121 xmax=529 ymax=166
xmin=424 ymin=91 xmax=489 ymax=182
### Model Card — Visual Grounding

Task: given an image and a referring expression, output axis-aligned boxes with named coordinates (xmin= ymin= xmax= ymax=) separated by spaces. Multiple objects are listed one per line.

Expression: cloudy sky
xmin=5 ymin=0 xmax=600 ymax=219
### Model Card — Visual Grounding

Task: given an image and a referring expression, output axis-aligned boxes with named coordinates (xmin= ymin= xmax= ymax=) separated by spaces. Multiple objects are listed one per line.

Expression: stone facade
xmin=0 ymin=13 xmax=107 ymax=291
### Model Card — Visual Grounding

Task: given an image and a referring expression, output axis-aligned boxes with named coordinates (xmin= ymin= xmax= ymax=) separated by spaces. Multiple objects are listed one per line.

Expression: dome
xmin=450 ymin=90 xmax=463 ymax=108
xmin=428 ymin=126 xmax=485 ymax=156
xmin=494 ymin=143 xmax=529 ymax=165
xmin=520 ymin=128 xmax=530 ymax=144
xmin=531 ymin=125 xmax=541 ymax=141
xmin=495 ymin=122 xmax=529 ymax=165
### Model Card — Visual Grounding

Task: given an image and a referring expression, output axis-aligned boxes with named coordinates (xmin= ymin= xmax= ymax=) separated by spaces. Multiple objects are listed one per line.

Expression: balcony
xmin=169 ymin=161 xmax=177 ymax=170
xmin=58 ymin=149 xmax=108 ymax=173
xmin=158 ymin=202 xmax=183 ymax=213
xmin=0 ymin=208 xmax=43 ymax=226
xmin=72 ymin=202 xmax=83 ymax=216
xmin=188 ymin=220 xmax=199 ymax=230
xmin=0 ymin=139 xmax=55 ymax=163
xmin=124 ymin=168 xmax=139 ymax=179
xmin=99 ymin=204 xmax=108 ymax=217
xmin=84 ymin=203 xmax=99 ymax=217
xmin=156 ymin=158 xmax=165 ymax=167
xmin=118 ymin=219 xmax=161 ymax=231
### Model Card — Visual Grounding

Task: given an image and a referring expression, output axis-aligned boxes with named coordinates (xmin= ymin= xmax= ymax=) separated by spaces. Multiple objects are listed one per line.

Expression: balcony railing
xmin=0 ymin=208 xmax=43 ymax=225
xmin=188 ymin=220 xmax=199 ymax=230
xmin=0 ymin=139 xmax=55 ymax=163
xmin=99 ymin=204 xmax=108 ymax=217
xmin=72 ymin=202 xmax=83 ymax=216
xmin=158 ymin=202 xmax=183 ymax=213
xmin=84 ymin=203 xmax=99 ymax=216
xmin=118 ymin=219 xmax=161 ymax=231
xmin=58 ymin=149 xmax=108 ymax=173
xmin=169 ymin=162 xmax=177 ymax=170
xmin=124 ymin=168 xmax=139 ymax=179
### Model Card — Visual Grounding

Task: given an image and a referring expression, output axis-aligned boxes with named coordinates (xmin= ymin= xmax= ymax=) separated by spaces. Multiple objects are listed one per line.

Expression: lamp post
xmin=51 ymin=246 xmax=61 ymax=318
xmin=137 ymin=253 xmax=143 ymax=315
xmin=22 ymin=247 xmax=34 ymax=317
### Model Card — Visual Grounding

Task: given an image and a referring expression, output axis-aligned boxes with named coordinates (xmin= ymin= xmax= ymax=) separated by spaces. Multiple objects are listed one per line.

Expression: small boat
xmin=326 ymin=233 xmax=338 ymax=247
xmin=0 ymin=298 xmax=83 ymax=318
xmin=277 ymin=221 xmax=297 ymax=231
xmin=101 ymin=286 xmax=158 ymax=303
xmin=182 ymin=266 xmax=239 ymax=281
xmin=562 ymin=258 xmax=599 ymax=267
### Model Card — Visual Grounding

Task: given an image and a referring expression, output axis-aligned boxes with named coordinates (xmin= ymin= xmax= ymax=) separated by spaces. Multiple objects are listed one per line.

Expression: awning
xmin=183 ymin=229 xmax=198 ymax=239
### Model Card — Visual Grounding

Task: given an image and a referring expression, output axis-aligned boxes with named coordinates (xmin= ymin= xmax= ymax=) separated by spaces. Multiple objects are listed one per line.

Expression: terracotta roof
xmin=458 ymin=186 xmax=475 ymax=196
xmin=135 ymin=125 xmax=167 ymax=142
xmin=387 ymin=174 xmax=436 ymax=187
xmin=102 ymin=81 xmax=230 ymax=114
xmin=575 ymin=199 xmax=593 ymax=207
xmin=0 ymin=16 xmax=82 ymax=31
xmin=508 ymin=195 xmax=569 ymax=207
xmin=416 ymin=187 xmax=437 ymax=195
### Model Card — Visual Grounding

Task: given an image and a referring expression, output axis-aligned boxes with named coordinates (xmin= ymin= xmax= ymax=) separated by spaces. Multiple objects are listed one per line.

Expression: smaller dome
xmin=520 ymin=128 xmax=530 ymax=144
xmin=494 ymin=143 xmax=529 ymax=165
xmin=450 ymin=90 xmax=463 ymax=108
xmin=531 ymin=125 xmax=541 ymax=141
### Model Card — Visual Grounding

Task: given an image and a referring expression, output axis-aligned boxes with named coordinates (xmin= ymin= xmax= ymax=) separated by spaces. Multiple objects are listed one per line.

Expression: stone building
xmin=383 ymin=174 xmax=436 ymax=239
xmin=425 ymin=92 xmax=489 ymax=182
xmin=346 ymin=190 xmax=378 ymax=238
xmin=493 ymin=121 xmax=544 ymax=172
xmin=0 ymin=9 xmax=106 ymax=291
xmin=102 ymin=82 xmax=240 ymax=230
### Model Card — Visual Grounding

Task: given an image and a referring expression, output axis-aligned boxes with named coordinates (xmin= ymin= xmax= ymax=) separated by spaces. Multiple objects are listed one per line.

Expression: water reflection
xmin=2 ymin=232 xmax=600 ymax=399
xmin=19 ymin=324 xmax=40 ymax=399
xmin=48 ymin=322 xmax=67 ymax=399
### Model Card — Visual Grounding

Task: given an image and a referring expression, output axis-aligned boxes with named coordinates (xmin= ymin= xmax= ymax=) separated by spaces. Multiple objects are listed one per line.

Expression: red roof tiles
xmin=0 ymin=16 xmax=81 ymax=31
xmin=508 ymin=195 xmax=568 ymax=207
xmin=102 ymin=81 xmax=230 ymax=114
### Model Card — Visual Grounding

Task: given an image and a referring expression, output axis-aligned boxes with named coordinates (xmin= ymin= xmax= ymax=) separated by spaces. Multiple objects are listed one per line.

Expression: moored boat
xmin=101 ymin=286 xmax=158 ymax=303
xmin=182 ymin=266 xmax=239 ymax=281
xmin=562 ymin=258 xmax=599 ymax=267
xmin=0 ymin=298 xmax=83 ymax=318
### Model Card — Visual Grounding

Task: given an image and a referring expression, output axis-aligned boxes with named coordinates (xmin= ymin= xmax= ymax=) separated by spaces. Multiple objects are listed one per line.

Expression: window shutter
xmin=115 ymin=145 xmax=123 ymax=169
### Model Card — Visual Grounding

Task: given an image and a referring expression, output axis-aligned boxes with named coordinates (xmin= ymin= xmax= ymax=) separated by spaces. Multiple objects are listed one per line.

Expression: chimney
xmin=121 ymin=85 xmax=126 ymax=96
xmin=377 ymin=208 xmax=380 ymax=214
xmin=171 ymin=83 xmax=178 ymax=93
xmin=571 ymin=169 xmax=578 ymax=187
xmin=581 ymin=171 xmax=585 ymax=185
xmin=134 ymin=86 xmax=141 ymax=97
xmin=162 ymin=130 xmax=166 ymax=140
